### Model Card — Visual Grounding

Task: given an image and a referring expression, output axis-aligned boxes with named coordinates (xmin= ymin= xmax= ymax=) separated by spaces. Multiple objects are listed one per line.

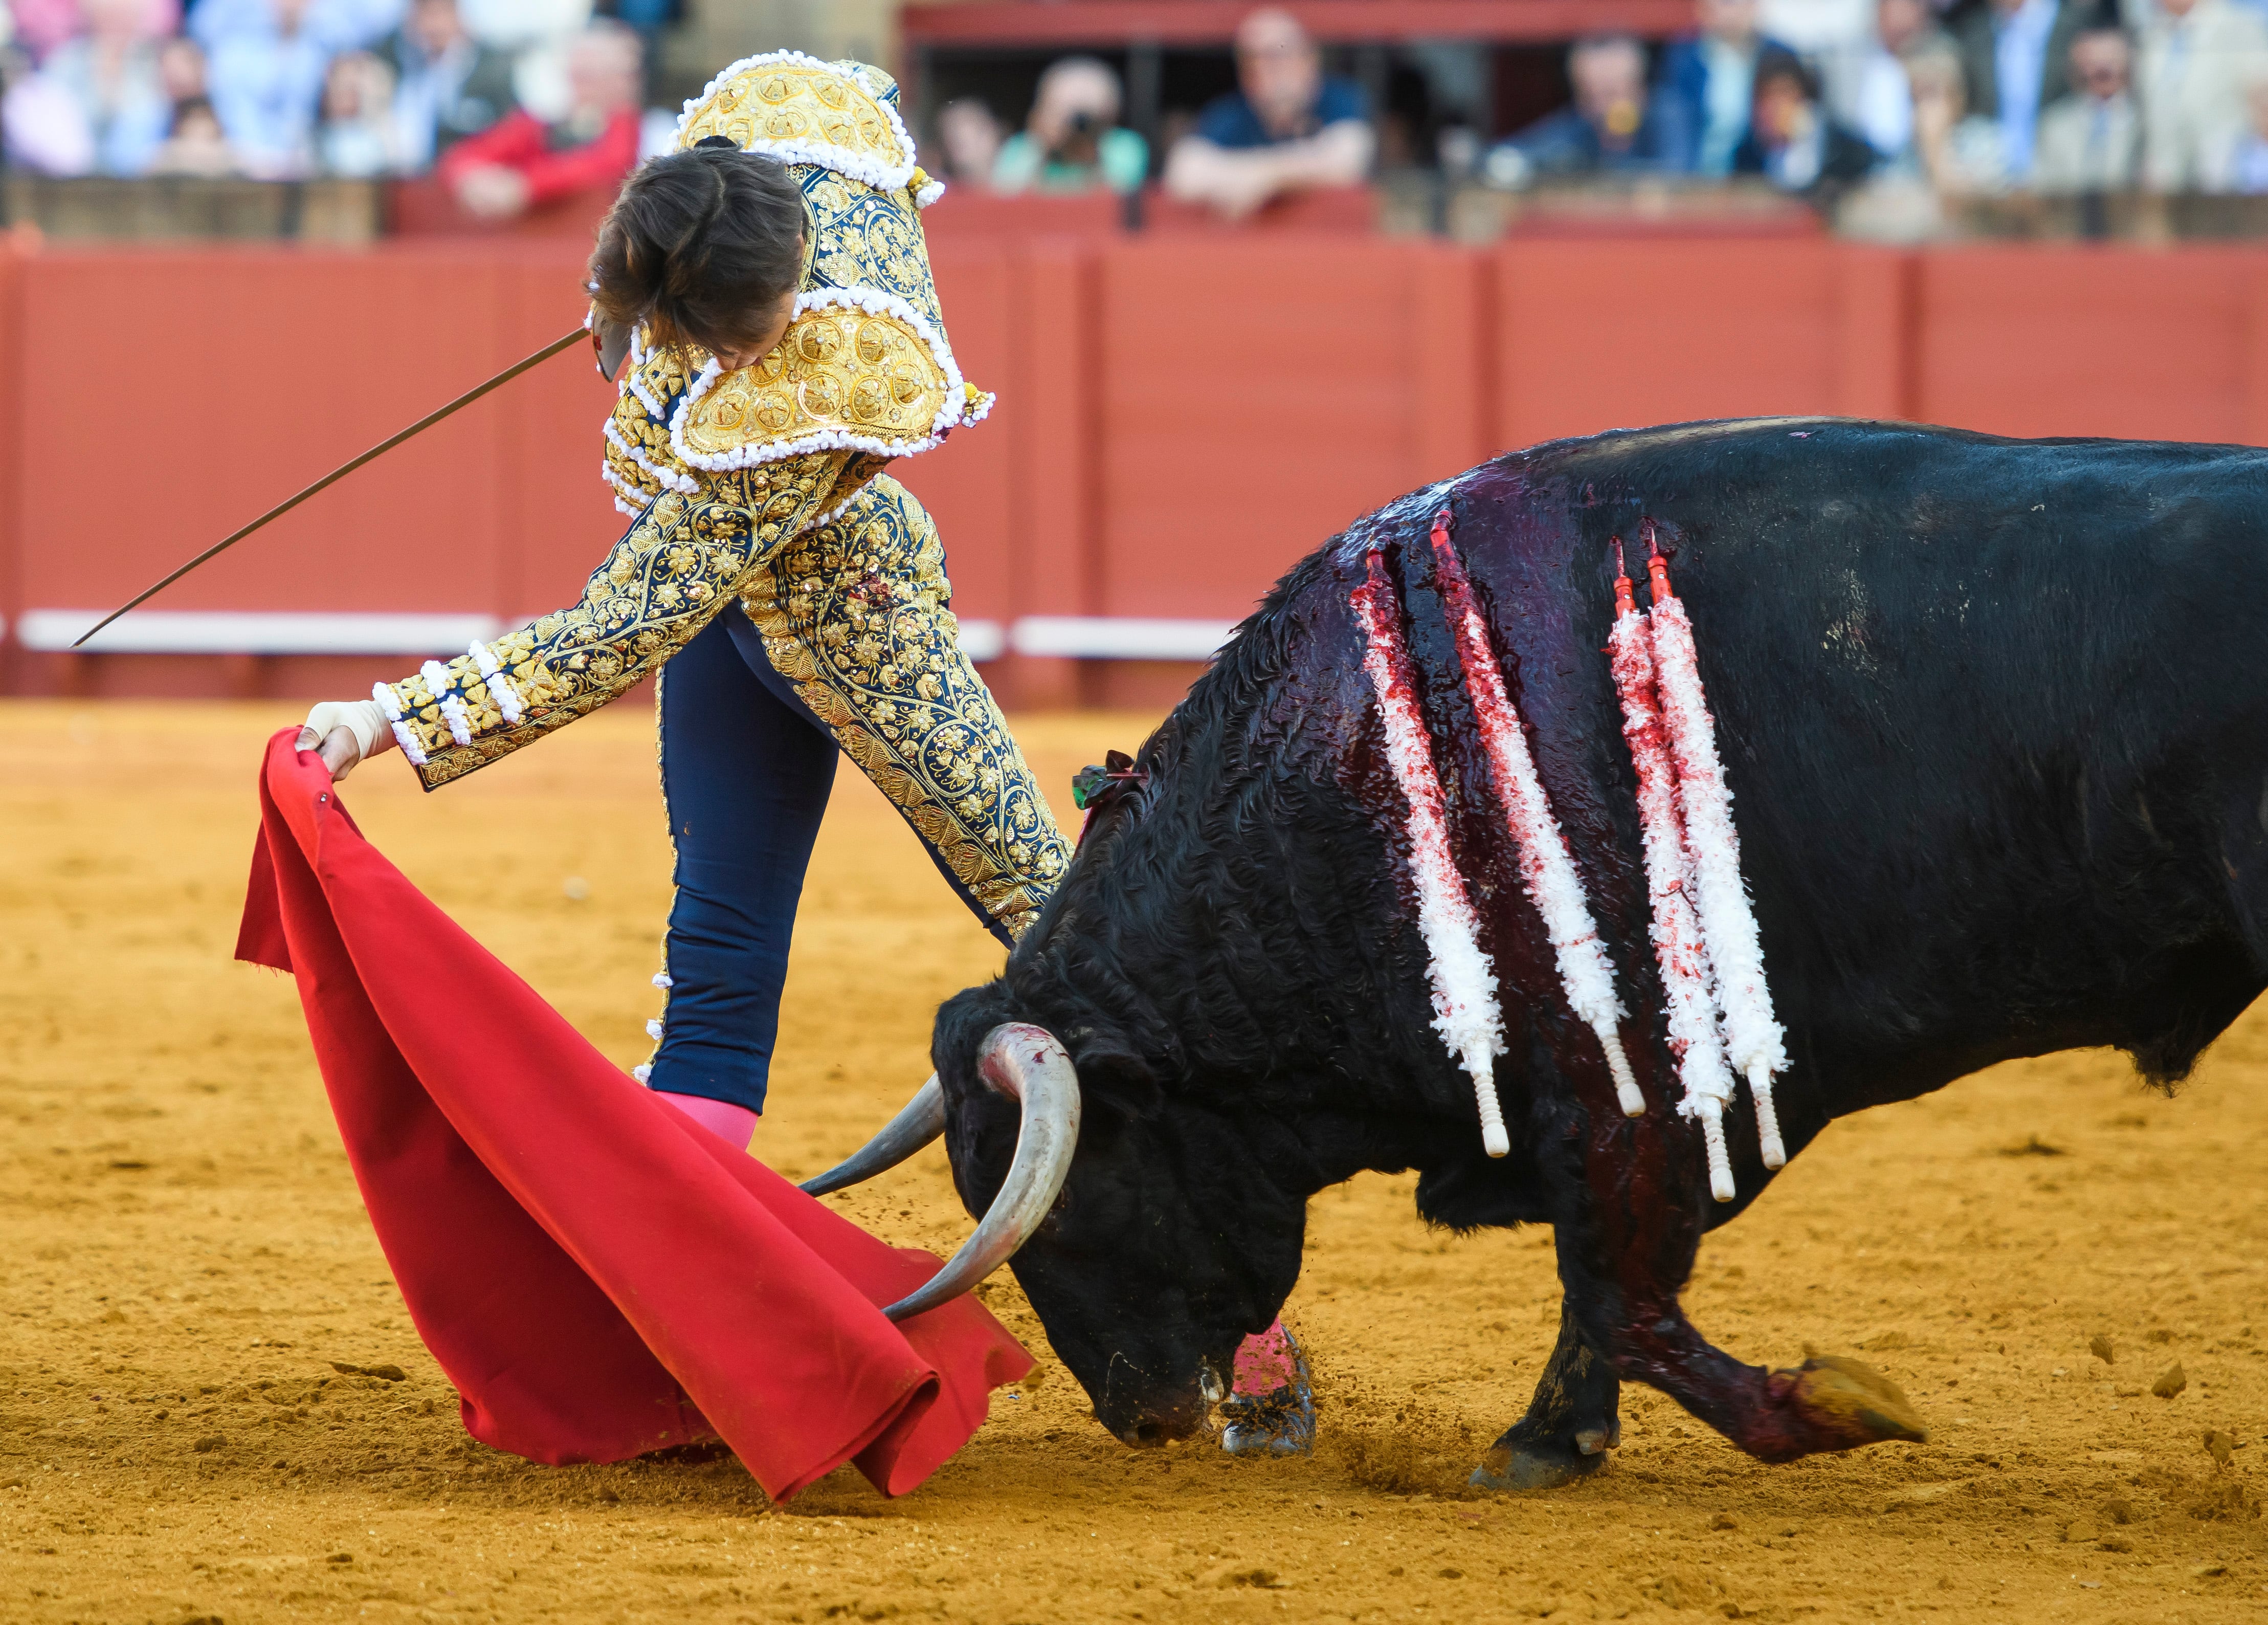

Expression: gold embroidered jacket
xmin=375 ymin=52 xmax=1066 ymax=939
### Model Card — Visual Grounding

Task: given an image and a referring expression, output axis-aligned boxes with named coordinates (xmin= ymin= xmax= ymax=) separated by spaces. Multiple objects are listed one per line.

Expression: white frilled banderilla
xmin=1350 ymin=513 xmax=1642 ymax=1160
xmin=1609 ymin=537 xmax=1790 ymax=1200
xmin=1350 ymin=515 xmax=1788 ymax=1200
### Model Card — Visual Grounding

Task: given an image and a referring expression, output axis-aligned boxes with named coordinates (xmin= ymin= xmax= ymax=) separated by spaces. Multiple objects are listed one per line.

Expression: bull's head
xmin=803 ymin=986 xmax=1302 ymax=1446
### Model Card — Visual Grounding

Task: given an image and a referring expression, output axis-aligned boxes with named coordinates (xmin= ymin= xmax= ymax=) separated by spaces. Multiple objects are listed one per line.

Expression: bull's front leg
xmin=1485 ymin=1086 xmax=1926 ymax=1483
xmin=1471 ymin=1298 xmax=1621 ymax=1490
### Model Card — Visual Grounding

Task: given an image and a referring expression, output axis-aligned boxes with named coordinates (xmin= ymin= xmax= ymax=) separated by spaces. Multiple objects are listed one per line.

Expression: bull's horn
xmin=883 ymin=1023 xmax=1082 ymax=1323
xmin=798 ymin=1074 xmax=946 ymax=1196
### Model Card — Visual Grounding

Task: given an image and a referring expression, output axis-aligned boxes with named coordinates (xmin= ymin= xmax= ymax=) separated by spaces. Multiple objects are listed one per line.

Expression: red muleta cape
xmin=235 ymin=730 xmax=1030 ymax=1500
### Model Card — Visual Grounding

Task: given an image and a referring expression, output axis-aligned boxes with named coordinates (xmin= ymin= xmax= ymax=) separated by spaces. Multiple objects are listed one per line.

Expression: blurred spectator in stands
xmin=2031 ymin=26 xmax=2138 ymax=192
xmin=1947 ymin=0 xmax=2110 ymax=183
xmin=10 ymin=0 xmax=86 ymax=64
xmin=315 ymin=46 xmax=396 ymax=172
xmin=205 ymin=0 xmax=338 ymax=174
xmin=2 ymin=0 xmax=172 ymax=173
xmin=993 ymin=55 xmax=1147 ymax=195
xmin=159 ymin=32 xmax=207 ymax=105
xmin=191 ymin=0 xmax=402 ymax=55
xmin=1760 ymin=0 xmax=1876 ymax=51
xmin=457 ymin=0 xmax=589 ymax=126
xmin=1481 ymin=34 xmax=1676 ymax=187
xmin=1910 ymin=41 xmax=2013 ymax=194
xmin=2137 ymin=0 xmax=2268 ymax=192
xmin=932 ymin=96 xmax=1005 ymax=188
xmin=382 ymin=0 xmax=511 ymax=170
xmin=438 ymin=16 xmax=634 ymax=217
xmin=1838 ymin=0 xmax=1950 ymax=161
xmin=1735 ymin=47 xmax=1878 ymax=195
xmin=146 ymin=90 xmax=236 ymax=171
xmin=1658 ymin=0 xmax=1795 ymax=177
xmin=1164 ymin=7 xmax=1373 ymax=218
xmin=2228 ymin=71 xmax=2268 ymax=192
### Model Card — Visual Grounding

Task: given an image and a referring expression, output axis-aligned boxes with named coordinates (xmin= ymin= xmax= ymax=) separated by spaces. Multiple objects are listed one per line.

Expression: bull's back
xmin=1228 ymin=418 xmax=2268 ymax=1104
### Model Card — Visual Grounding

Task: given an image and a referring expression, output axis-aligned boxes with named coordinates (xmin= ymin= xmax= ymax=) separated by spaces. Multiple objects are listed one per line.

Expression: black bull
xmin=927 ymin=418 xmax=2268 ymax=1486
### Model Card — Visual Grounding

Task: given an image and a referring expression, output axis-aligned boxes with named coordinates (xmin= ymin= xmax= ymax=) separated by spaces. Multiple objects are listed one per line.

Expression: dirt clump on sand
xmin=3 ymin=701 xmax=2266 ymax=1622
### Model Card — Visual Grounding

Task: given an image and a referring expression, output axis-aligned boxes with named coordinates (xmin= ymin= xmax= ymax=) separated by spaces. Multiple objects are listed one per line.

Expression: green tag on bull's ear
xmin=1072 ymin=749 xmax=1141 ymax=811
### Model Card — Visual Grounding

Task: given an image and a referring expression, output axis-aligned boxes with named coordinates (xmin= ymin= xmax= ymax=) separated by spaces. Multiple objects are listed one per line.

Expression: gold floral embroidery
xmin=392 ymin=455 xmax=855 ymax=785
xmin=678 ymin=56 xmax=907 ymax=173
xmin=739 ymin=476 xmax=1069 ymax=939
xmin=677 ymin=302 xmax=955 ymax=463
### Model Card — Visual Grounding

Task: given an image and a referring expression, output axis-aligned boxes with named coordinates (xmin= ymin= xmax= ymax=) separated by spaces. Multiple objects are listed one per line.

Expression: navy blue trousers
xmin=645 ymin=604 xmax=1000 ymax=1115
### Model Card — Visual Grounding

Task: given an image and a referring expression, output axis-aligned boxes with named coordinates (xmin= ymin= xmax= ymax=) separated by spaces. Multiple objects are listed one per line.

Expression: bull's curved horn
xmin=798 ymin=1074 xmax=946 ymax=1196
xmin=882 ymin=1023 xmax=1082 ymax=1323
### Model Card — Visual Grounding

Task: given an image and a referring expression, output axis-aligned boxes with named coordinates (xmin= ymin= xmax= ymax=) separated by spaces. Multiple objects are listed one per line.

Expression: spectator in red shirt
xmin=440 ymin=18 xmax=639 ymax=219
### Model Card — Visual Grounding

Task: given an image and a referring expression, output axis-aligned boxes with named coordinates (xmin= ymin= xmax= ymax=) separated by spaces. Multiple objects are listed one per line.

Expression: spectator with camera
xmin=992 ymin=56 xmax=1146 ymax=196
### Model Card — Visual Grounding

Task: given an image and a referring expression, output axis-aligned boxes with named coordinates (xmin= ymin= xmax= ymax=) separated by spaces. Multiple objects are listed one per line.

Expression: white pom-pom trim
xmin=915 ymin=176 xmax=945 ymax=208
xmin=390 ymin=721 xmax=428 ymax=767
xmin=665 ymin=284 xmax=986 ymax=474
xmin=1350 ymin=551 xmax=1509 ymax=1158
xmin=652 ymin=971 xmax=673 ymax=989
xmin=646 ymin=1018 xmax=664 ymax=1041
xmin=437 ymin=694 xmax=473 ymax=748
xmin=631 ymin=1063 xmax=652 ymax=1085
xmin=604 ymin=417 xmax=699 ymax=494
xmin=369 ymin=682 xmax=403 ymax=722
xmin=467 ymin=640 xmax=525 ymax=725
xmin=602 ymin=460 xmax=658 ymax=517
xmin=418 ymin=660 xmax=454 ymax=705
xmin=674 ymin=50 xmax=924 ymax=194
xmin=1430 ymin=515 xmax=1641 ymax=1118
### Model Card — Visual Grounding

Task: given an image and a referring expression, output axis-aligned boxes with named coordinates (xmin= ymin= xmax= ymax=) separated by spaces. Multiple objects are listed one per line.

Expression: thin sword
xmin=74 ymin=325 xmax=588 ymax=649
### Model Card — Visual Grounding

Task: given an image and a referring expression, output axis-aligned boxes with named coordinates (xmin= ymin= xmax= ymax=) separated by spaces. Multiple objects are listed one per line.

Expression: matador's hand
xmin=297 ymin=699 xmax=394 ymax=782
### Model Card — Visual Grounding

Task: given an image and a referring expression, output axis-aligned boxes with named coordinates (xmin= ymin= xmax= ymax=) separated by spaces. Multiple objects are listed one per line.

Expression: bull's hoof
xmin=1469 ymin=1439 xmax=1608 ymax=1492
xmin=1776 ymin=1354 xmax=1928 ymax=1450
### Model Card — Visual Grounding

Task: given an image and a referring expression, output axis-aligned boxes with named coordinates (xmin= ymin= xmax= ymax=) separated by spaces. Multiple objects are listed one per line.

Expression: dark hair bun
xmin=588 ymin=144 xmax=807 ymax=358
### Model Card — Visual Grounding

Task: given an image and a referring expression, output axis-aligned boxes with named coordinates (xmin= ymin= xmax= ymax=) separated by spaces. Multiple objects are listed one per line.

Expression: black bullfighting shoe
xmin=1217 ymin=1324 xmax=1315 ymax=1457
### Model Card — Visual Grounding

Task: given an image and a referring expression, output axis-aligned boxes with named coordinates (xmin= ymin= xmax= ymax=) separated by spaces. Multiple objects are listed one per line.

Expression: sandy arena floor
xmin=1 ymin=698 xmax=2263 ymax=1624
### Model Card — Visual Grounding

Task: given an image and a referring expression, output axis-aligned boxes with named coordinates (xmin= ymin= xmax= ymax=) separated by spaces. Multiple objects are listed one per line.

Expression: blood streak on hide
xmin=1609 ymin=554 xmax=1741 ymax=1201
xmin=1349 ymin=548 xmax=1512 ymax=1157
xmin=1426 ymin=510 xmax=1644 ymax=1119
xmin=1645 ymin=541 xmax=1790 ymax=1173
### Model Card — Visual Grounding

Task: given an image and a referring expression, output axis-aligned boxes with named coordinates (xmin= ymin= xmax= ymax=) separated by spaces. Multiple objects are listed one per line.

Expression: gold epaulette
xmin=595 ymin=51 xmax=992 ymax=512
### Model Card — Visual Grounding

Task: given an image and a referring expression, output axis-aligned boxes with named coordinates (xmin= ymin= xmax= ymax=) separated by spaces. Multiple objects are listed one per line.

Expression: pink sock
xmin=656 ymin=1090 xmax=760 ymax=1150
xmin=1232 ymin=1320 xmax=1299 ymax=1396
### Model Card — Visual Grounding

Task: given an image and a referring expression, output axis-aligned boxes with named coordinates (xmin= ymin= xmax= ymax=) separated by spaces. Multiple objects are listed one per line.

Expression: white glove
xmin=297 ymin=698 xmax=394 ymax=782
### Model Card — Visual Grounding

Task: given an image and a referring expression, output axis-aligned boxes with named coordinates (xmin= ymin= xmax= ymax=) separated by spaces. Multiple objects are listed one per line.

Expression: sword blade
xmin=73 ymin=325 xmax=588 ymax=649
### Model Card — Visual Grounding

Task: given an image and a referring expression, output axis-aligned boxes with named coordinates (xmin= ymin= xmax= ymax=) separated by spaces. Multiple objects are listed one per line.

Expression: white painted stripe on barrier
xmin=17 ymin=610 xmax=506 ymax=655
xmin=1011 ymin=616 xmax=1236 ymax=662
xmin=15 ymin=611 xmax=1194 ymax=664
xmin=955 ymin=619 xmax=1006 ymax=663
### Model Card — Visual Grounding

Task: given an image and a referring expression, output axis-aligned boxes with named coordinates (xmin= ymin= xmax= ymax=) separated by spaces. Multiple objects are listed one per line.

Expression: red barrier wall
xmin=7 ymin=233 xmax=2266 ymax=706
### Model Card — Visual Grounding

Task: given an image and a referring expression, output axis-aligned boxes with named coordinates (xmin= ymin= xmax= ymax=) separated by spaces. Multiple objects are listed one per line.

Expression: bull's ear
xmin=1075 ymin=1047 xmax=1166 ymax=1122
